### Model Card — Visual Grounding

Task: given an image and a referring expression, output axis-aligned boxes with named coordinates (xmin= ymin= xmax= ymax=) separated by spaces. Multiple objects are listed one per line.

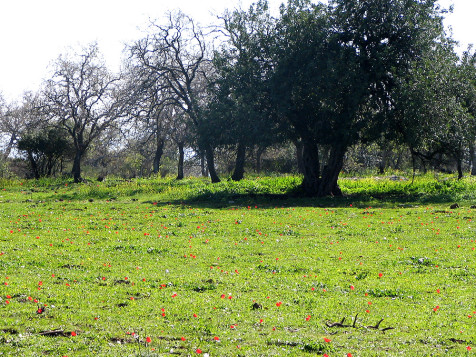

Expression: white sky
xmin=0 ymin=0 xmax=474 ymax=102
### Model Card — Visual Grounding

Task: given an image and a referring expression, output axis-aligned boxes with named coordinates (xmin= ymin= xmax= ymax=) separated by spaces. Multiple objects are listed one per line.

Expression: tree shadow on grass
xmin=156 ymin=189 xmax=464 ymax=209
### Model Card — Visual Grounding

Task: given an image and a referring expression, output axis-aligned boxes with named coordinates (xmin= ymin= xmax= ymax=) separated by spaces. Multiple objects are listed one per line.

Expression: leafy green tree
xmin=460 ymin=48 xmax=476 ymax=175
xmin=393 ymin=42 xmax=476 ymax=179
xmin=18 ymin=127 xmax=72 ymax=179
xmin=271 ymin=0 xmax=444 ymax=196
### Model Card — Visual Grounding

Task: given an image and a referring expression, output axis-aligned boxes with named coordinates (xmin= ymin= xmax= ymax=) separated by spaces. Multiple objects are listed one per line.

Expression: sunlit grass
xmin=0 ymin=174 xmax=475 ymax=356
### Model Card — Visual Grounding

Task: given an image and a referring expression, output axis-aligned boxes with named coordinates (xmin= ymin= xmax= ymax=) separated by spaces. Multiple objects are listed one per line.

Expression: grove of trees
xmin=0 ymin=0 xmax=475 ymax=196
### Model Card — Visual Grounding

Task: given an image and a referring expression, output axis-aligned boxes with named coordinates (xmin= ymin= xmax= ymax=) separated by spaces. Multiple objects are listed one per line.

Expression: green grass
xmin=0 ymin=174 xmax=475 ymax=356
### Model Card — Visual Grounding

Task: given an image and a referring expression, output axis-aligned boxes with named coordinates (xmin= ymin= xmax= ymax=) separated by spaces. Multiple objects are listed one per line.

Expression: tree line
xmin=0 ymin=0 xmax=475 ymax=196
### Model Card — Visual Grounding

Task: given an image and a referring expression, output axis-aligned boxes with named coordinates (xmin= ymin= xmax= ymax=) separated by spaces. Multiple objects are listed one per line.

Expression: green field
xmin=0 ymin=175 xmax=475 ymax=356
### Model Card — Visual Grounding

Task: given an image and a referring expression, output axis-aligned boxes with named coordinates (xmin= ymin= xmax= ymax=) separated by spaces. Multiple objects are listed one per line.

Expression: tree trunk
xmin=47 ymin=156 xmax=53 ymax=177
xmin=153 ymin=137 xmax=165 ymax=174
xmin=470 ymin=143 xmax=476 ymax=176
xmin=177 ymin=142 xmax=184 ymax=180
xmin=205 ymin=144 xmax=220 ymax=183
xmin=300 ymin=140 xmax=320 ymax=196
xmin=394 ymin=149 xmax=403 ymax=170
xmin=3 ymin=134 xmax=16 ymax=159
xmin=200 ymin=151 xmax=207 ymax=177
xmin=378 ymin=149 xmax=389 ymax=174
xmin=72 ymin=151 xmax=82 ymax=183
xmin=231 ymin=142 xmax=246 ymax=181
xmin=27 ymin=152 xmax=40 ymax=179
xmin=294 ymin=140 xmax=304 ymax=174
xmin=456 ymin=155 xmax=463 ymax=180
xmin=317 ymin=145 xmax=346 ymax=197
xmin=256 ymin=146 xmax=265 ymax=174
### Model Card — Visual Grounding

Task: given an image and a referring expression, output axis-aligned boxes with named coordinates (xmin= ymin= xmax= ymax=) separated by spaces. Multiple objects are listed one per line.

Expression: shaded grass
xmin=3 ymin=172 xmax=475 ymax=208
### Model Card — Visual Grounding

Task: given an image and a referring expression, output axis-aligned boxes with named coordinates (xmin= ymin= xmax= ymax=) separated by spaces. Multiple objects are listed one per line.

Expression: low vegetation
xmin=0 ymin=174 xmax=475 ymax=356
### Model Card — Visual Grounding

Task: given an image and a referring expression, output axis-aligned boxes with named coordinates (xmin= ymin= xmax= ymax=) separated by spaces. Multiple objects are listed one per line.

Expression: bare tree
xmin=0 ymin=92 xmax=42 ymax=160
xmin=42 ymin=43 xmax=123 ymax=182
xmin=121 ymin=63 xmax=172 ymax=175
xmin=129 ymin=11 xmax=220 ymax=182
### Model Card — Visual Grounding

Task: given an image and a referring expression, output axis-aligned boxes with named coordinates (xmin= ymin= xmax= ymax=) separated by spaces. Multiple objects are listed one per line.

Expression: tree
xmin=42 ymin=44 xmax=123 ymax=182
xmin=130 ymin=12 xmax=221 ymax=182
xmin=168 ymin=108 xmax=190 ymax=179
xmin=0 ymin=93 xmax=41 ymax=160
xmin=392 ymin=41 xmax=475 ymax=179
xmin=123 ymin=51 xmax=192 ymax=179
xmin=460 ymin=47 xmax=476 ymax=175
xmin=270 ymin=0 xmax=445 ymax=196
xmin=210 ymin=1 xmax=278 ymax=181
xmin=18 ymin=127 xmax=72 ymax=178
xmin=124 ymin=72 xmax=170 ymax=175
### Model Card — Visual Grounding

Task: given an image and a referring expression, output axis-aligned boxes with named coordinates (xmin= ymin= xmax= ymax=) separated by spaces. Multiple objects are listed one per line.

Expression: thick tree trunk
xmin=231 ymin=142 xmax=246 ymax=181
xmin=205 ymin=144 xmax=220 ymax=183
xmin=72 ymin=151 xmax=82 ymax=183
xmin=153 ymin=137 xmax=165 ymax=174
xmin=300 ymin=140 xmax=320 ymax=196
xmin=177 ymin=142 xmax=184 ymax=180
xmin=294 ymin=140 xmax=304 ymax=174
xmin=470 ymin=143 xmax=476 ymax=176
xmin=317 ymin=145 xmax=346 ymax=197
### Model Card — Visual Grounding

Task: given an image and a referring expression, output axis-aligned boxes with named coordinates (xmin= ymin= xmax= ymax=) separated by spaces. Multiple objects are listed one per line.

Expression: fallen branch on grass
xmin=326 ymin=315 xmax=394 ymax=332
xmin=38 ymin=329 xmax=70 ymax=337
xmin=325 ymin=317 xmax=351 ymax=328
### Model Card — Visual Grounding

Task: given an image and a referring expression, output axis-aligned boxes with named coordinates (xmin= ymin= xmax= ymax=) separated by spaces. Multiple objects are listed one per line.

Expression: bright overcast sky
xmin=0 ymin=0 xmax=474 ymax=102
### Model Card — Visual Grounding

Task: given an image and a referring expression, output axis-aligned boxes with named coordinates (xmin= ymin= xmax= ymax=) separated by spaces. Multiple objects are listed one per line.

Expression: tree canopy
xmin=1 ymin=0 xmax=475 ymax=194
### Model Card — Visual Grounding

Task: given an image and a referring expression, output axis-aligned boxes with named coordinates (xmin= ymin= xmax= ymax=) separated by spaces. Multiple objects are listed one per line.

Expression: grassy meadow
xmin=0 ymin=174 xmax=475 ymax=356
